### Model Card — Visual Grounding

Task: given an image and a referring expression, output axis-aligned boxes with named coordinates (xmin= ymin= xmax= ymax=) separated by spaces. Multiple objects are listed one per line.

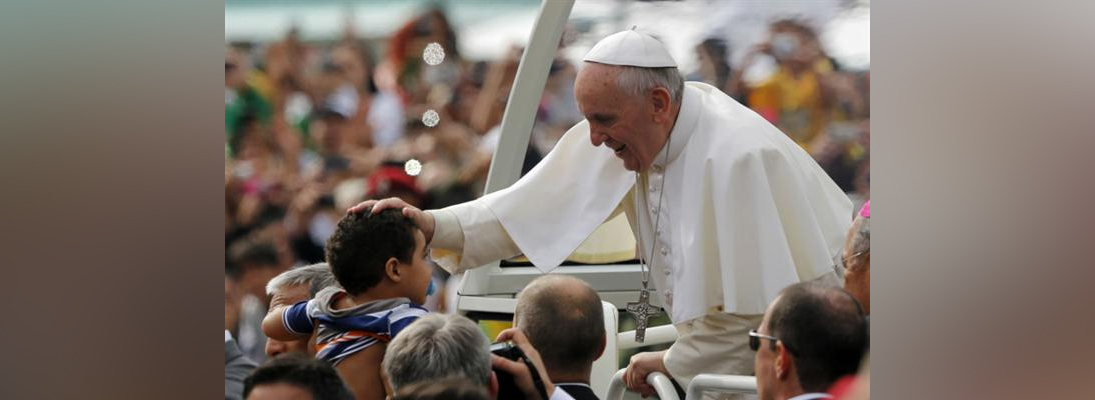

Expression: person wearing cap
xmin=353 ymin=29 xmax=851 ymax=395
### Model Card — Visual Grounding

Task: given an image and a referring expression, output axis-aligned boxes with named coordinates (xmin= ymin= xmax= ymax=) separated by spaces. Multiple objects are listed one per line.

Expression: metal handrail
xmin=605 ymin=368 xmax=680 ymax=400
xmin=684 ymin=374 xmax=757 ymax=399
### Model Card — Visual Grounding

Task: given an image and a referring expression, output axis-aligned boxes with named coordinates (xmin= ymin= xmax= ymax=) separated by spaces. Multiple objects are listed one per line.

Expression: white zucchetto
xmin=582 ymin=28 xmax=678 ymax=68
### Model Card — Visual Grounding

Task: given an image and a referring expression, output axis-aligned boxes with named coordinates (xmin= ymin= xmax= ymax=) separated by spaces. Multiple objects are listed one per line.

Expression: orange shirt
xmin=748 ymin=66 xmax=827 ymax=149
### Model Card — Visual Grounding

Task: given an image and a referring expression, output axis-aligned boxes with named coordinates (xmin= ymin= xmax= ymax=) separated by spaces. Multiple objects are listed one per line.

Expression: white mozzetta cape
xmin=432 ymin=82 xmax=851 ymax=321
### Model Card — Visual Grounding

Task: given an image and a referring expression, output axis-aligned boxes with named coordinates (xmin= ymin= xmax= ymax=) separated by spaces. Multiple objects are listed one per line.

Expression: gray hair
xmin=265 ymin=263 xmax=340 ymax=297
xmin=382 ymin=314 xmax=492 ymax=391
xmin=612 ymin=65 xmax=684 ymax=104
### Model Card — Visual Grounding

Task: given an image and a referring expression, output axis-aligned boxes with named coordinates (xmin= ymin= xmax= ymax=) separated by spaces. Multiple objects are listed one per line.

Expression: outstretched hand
xmin=347 ymin=197 xmax=435 ymax=243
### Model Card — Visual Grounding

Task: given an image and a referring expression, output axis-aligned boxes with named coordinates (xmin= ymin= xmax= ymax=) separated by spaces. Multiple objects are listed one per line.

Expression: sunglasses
xmin=749 ymin=329 xmax=796 ymax=355
xmin=748 ymin=329 xmax=779 ymax=352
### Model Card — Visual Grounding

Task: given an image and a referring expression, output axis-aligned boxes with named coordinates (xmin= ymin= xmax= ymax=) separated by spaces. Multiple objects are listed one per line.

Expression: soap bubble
xmin=423 ymin=42 xmax=445 ymax=66
xmin=404 ymin=159 xmax=422 ymax=177
xmin=422 ymin=109 xmax=440 ymax=127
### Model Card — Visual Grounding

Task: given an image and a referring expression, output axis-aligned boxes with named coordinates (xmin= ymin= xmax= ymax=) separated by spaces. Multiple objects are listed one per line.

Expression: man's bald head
xmin=514 ymin=275 xmax=605 ymax=381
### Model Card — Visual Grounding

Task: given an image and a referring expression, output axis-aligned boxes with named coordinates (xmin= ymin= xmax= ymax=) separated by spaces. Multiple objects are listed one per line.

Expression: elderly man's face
xmin=575 ymin=63 xmax=667 ymax=172
xmin=265 ymin=284 xmax=312 ymax=357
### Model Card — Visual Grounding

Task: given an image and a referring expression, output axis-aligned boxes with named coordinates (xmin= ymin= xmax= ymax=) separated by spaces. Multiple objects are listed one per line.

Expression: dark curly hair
xmin=325 ymin=208 xmax=420 ymax=296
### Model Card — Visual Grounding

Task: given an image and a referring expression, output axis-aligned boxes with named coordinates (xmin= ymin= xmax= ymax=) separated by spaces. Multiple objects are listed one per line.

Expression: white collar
xmin=651 ymin=83 xmax=701 ymax=171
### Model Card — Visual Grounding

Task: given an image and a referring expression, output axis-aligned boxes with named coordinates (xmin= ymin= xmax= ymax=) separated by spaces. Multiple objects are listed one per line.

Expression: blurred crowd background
xmin=225 ymin=0 xmax=870 ymax=363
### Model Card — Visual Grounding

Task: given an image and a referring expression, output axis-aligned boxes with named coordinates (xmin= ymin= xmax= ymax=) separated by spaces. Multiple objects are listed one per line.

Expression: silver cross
xmin=625 ymin=288 xmax=662 ymax=343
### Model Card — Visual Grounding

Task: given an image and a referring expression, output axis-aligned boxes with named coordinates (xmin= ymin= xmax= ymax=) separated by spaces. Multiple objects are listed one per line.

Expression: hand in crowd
xmin=623 ymin=350 xmax=672 ymax=398
xmin=348 ymin=197 xmax=436 ymax=243
xmin=493 ymin=328 xmax=557 ymax=400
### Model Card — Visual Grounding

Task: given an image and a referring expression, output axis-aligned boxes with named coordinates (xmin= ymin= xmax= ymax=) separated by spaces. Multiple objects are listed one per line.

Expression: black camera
xmin=490 ymin=341 xmax=548 ymax=400
xmin=490 ymin=341 xmax=524 ymax=361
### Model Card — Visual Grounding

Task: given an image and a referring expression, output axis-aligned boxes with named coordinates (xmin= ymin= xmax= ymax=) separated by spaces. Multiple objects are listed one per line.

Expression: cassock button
xmin=664 ymin=269 xmax=671 ymax=276
xmin=653 ymin=165 xmax=663 ymax=173
xmin=650 ymin=206 xmax=657 ymax=214
xmin=660 ymin=247 xmax=667 ymax=256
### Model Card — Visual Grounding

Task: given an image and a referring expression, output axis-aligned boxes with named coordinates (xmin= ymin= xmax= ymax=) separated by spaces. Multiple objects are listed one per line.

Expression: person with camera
xmin=382 ymin=314 xmax=575 ymax=400
xmin=513 ymin=275 xmax=605 ymax=400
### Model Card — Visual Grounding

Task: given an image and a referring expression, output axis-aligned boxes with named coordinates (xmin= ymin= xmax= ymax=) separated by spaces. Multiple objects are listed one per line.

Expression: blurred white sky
xmin=226 ymin=0 xmax=869 ymax=71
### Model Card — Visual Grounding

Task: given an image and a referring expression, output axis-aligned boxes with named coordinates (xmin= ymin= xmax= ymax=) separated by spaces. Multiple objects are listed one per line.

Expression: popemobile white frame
xmin=453 ymin=2 xmax=755 ymax=399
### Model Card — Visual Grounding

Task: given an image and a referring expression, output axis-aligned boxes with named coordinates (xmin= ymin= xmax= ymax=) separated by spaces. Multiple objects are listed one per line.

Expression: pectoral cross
xmin=626 ymin=288 xmax=662 ymax=343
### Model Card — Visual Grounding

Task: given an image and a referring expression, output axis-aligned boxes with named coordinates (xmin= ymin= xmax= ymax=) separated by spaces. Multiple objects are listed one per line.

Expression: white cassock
xmin=427 ymin=81 xmax=851 ymax=386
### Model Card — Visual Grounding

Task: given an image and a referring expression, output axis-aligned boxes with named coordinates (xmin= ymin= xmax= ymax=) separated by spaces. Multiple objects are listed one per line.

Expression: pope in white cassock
xmin=353 ymin=30 xmax=851 ymax=397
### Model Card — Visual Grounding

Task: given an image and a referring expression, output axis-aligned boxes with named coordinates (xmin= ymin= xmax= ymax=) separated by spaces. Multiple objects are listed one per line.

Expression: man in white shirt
xmin=354 ymin=29 xmax=850 ymax=395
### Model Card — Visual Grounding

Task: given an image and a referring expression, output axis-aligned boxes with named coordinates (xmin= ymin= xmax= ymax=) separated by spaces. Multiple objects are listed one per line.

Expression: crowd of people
xmin=226 ymin=5 xmax=870 ymax=400
xmin=227 ymin=203 xmax=869 ymax=400
xmin=226 ymin=204 xmax=870 ymax=399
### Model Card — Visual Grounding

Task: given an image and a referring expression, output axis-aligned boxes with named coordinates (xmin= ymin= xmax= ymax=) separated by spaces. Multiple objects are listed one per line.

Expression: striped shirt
xmin=283 ymin=287 xmax=428 ymax=365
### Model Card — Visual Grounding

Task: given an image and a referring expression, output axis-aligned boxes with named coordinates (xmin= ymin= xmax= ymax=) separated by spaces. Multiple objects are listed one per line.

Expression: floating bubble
xmin=404 ymin=159 xmax=422 ymax=177
xmin=422 ymin=109 xmax=440 ymax=127
xmin=423 ymin=42 xmax=445 ymax=66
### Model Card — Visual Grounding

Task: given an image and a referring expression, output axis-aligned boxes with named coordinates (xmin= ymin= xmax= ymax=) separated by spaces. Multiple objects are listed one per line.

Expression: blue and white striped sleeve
xmin=282 ymin=300 xmax=314 ymax=336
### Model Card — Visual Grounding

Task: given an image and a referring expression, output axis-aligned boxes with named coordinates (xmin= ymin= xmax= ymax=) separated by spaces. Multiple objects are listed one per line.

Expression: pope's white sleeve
xmin=425 ymin=200 xmax=521 ymax=274
xmin=427 ymin=208 xmax=464 ymax=250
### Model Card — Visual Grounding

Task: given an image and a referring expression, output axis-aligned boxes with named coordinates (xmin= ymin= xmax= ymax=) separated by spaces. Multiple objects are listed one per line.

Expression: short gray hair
xmin=265 ymin=263 xmax=340 ymax=297
xmin=382 ymin=314 xmax=491 ymax=391
xmin=612 ymin=65 xmax=684 ymax=104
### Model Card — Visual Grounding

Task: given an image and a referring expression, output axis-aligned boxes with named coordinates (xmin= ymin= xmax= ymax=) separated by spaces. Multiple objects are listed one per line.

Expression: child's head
xmin=325 ymin=208 xmax=432 ymax=304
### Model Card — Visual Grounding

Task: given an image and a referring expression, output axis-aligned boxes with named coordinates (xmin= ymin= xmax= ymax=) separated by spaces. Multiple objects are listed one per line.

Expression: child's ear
xmin=385 ymin=257 xmax=402 ymax=282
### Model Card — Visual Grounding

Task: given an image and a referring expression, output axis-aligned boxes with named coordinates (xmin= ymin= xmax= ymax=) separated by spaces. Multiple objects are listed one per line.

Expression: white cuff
xmin=425 ymin=208 xmax=464 ymax=274
xmin=426 ymin=208 xmax=463 ymax=250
